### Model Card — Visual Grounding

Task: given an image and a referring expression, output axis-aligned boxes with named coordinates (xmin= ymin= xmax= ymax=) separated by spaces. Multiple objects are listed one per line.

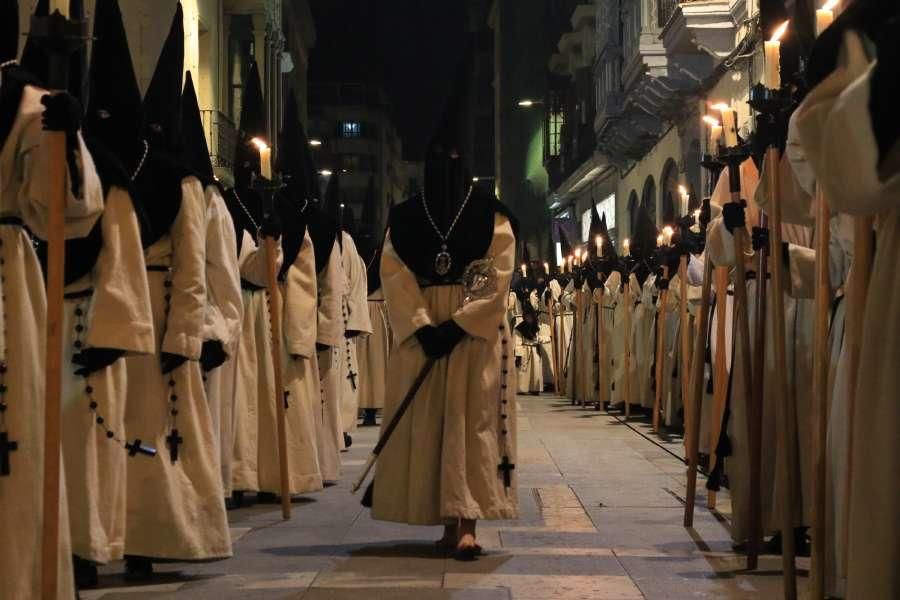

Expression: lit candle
xmin=712 ymin=103 xmax=739 ymax=148
xmin=764 ymin=21 xmax=789 ymax=90
xmin=574 ymin=248 xmax=582 ymax=266
xmin=663 ymin=225 xmax=675 ymax=246
xmin=251 ymin=137 xmax=272 ymax=179
xmin=544 ymin=261 xmax=550 ymax=275
xmin=595 ymin=235 xmax=604 ymax=257
xmin=678 ymin=185 xmax=690 ymax=216
xmin=703 ymin=115 xmax=722 ymax=154
xmin=50 ymin=0 xmax=68 ymax=17
xmin=691 ymin=209 xmax=701 ymax=232
xmin=521 ymin=264 xmax=527 ymax=277
xmin=656 ymin=234 xmax=664 ymax=248
xmin=816 ymin=0 xmax=837 ymax=37
xmin=623 ymin=238 xmax=631 ymax=256
xmin=567 ymin=255 xmax=574 ymax=272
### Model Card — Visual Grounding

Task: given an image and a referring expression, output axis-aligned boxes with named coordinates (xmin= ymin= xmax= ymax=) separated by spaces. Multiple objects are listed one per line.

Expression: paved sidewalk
xmin=86 ymin=395 xmax=806 ymax=599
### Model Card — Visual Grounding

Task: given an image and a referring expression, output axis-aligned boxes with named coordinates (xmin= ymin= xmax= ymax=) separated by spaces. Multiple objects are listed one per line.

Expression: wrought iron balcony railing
xmin=201 ymin=109 xmax=237 ymax=170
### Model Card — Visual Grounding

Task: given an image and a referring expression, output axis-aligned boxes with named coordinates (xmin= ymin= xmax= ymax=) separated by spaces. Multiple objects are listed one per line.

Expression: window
xmin=340 ymin=121 xmax=362 ymax=138
xmin=546 ymin=93 xmax=564 ymax=159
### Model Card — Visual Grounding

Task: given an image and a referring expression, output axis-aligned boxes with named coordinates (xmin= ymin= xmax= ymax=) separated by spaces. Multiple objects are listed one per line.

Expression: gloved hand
xmin=435 ymin=320 xmax=466 ymax=356
xmin=415 ymin=325 xmax=445 ymax=359
xmin=41 ymin=92 xmax=83 ymax=132
xmin=73 ymin=347 xmax=125 ymax=376
xmin=200 ymin=340 xmax=227 ymax=372
xmin=345 ymin=329 xmax=362 ymax=339
xmin=260 ymin=210 xmax=282 ymax=239
xmin=657 ymin=277 xmax=670 ymax=291
xmin=751 ymin=226 xmax=769 ymax=252
xmin=722 ymin=200 xmax=747 ymax=233
xmin=160 ymin=352 xmax=188 ymax=374
xmin=515 ymin=356 xmax=523 ymax=369
xmin=699 ymin=198 xmax=712 ymax=229
xmin=316 ymin=343 xmax=330 ymax=352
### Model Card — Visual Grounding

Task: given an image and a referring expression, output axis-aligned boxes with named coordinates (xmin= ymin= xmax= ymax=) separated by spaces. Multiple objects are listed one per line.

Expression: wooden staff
xmin=546 ymin=295 xmax=561 ymax=394
xmin=678 ymin=256 xmax=690 ymax=443
xmin=257 ymin=181 xmax=291 ymax=520
xmin=747 ymin=206 xmax=770 ymax=571
xmin=596 ymin=284 xmax=604 ymax=410
xmin=571 ymin=285 xmax=582 ymax=405
xmin=684 ymin=252 xmax=714 ymax=527
xmin=707 ymin=267 xmax=729 ymax=510
xmin=764 ymin=145 xmax=797 ymax=598
xmin=840 ymin=215 xmax=873 ymax=574
xmin=622 ymin=277 xmax=632 ymax=419
xmin=810 ymin=187 xmax=831 ymax=599
xmin=653 ymin=265 xmax=670 ymax=432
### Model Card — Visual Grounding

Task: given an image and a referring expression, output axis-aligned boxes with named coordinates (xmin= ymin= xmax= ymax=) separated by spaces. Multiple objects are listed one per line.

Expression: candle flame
xmin=623 ymin=238 xmax=630 ymax=248
xmin=821 ymin=0 xmax=839 ymax=11
xmin=770 ymin=20 xmax=789 ymax=43
xmin=662 ymin=225 xmax=674 ymax=237
xmin=710 ymin=102 xmax=731 ymax=113
xmin=702 ymin=115 xmax=720 ymax=127
xmin=544 ymin=261 xmax=550 ymax=272
xmin=574 ymin=248 xmax=582 ymax=259
xmin=596 ymin=235 xmax=603 ymax=246
xmin=678 ymin=185 xmax=688 ymax=198
xmin=693 ymin=209 xmax=701 ymax=219
xmin=250 ymin=137 xmax=269 ymax=151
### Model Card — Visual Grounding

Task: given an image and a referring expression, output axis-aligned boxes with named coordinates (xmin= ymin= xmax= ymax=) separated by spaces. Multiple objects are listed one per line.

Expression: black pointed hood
xmin=631 ymin=204 xmax=658 ymax=264
xmin=233 ymin=59 xmax=266 ymax=189
xmin=598 ymin=212 xmax=617 ymax=262
xmin=558 ymin=224 xmax=573 ymax=259
xmin=18 ymin=0 xmax=48 ymax=78
xmin=142 ymin=2 xmax=184 ymax=154
xmin=0 ymin=0 xmax=16 ymax=65
xmin=85 ymin=0 xmax=142 ymax=164
xmin=20 ymin=0 xmax=89 ymax=103
xmin=181 ymin=70 xmax=215 ymax=187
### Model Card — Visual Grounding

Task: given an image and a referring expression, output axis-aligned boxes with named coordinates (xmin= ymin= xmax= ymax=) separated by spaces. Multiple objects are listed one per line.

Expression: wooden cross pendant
xmin=125 ymin=438 xmax=156 ymax=457
xmin=0 ymin=431 xmax=19 ymax=476
xmin=498 ymin=455 xmax=516 ymax=489
xmin=166 ymin=429 xmax=184 ymax=463
xmin=347 ymin=370 xmax=358 ymax=391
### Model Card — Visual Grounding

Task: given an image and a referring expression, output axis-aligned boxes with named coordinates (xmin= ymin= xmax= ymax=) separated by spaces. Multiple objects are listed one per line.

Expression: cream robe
xmin=372 ymin=214 xmax=518 ymax=525
xmin=576 ymin=283 xmax=597 ymax=406
xmin=358 ymin=288 xmax=391 ymax=410
xmin=123 ymin=178 xmax=231 ymax=560
xmin=0 ymin=84 xmax=103 ymax=599
xmin=200 ymin=186 xmax=242 ymax=496
xmin=338 ymin=235 xmax=372 ymax=434
xmin=658 ymin=272 xmax=682 ymax=427
xmin=633 ymin=274 xmax=658 ymax=408
xmin=230 ymin=231 xmax=281 ymax=493
xmin=601 ymin=272 xmax=620 ymax=407
xmin=618 ymin=273 xmax=642 ymax=409
xmin=548 ymin=279 xmax=573 ymax=394
xmin=808 ymin=59 xmax=900 ymax=600
xmin=315 ymin=239 xmax=344 ymax=481
xmin=62 ymin=188 xmax=154 ymax=564
xmin=514 ymin=324 xmax=548 ymax=393
xmin=260 ymin=231 xmax=324 ymax=494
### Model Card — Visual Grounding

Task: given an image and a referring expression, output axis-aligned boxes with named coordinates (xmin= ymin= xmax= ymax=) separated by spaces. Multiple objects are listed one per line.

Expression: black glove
xmin=657 ymin=277 xmax=670 ymax=291
xmin=722 ymin=200 xmax=747 ymax=233
xmin=781 ymin=241 xmax=791 ymax=270
xmin=415 ymin=325 xmax=445 ymax=359
xmin=436 ymin=320 xmax=466 ymax=356
xmin=515 ymin=356 xmax=523 ymax=369
xmin=160 ymin=352 xmax=188 ymax=374
xmin=751 ymin=226 xmax=769 ymax=252
xmin=345 ymin=329 xmax=362 ymax=339
xmin=699 ymin=198 xmax=712 ymax=229
xmin=72 ymin=347 xmax=125 ymax=376
xmin=200 ymin=340 xmax=227 ymax=372
xmin=41 ymin=92 xmax=83 ymax=132
xmin=675 ymin=214 xmax=695 ymax=231
xmin=260 ymin=210 xmax=282 ymax=239
xmin=316 ymin=343 xmax=330 ymax=352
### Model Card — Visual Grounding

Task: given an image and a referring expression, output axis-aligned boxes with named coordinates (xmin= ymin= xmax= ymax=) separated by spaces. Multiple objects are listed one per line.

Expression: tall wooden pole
xmin=623 ymin=278 xmax=633 ymax=419
xmin=684 ymin=255 xmax=714 ymax=527
xmin=707 ymin=266 xmax=729 ymax=510
xmin=840 ymin=215 xmax=873 ymax=573
xmin=678 ymin=257 xmax=690 ymax=445
xmin=653 ymin=265 xmax=670 ymax=432
xmin=810 ymin=187 xmax=831 ymax=599
xmin=765 ymin=146 xmax=797 ymax=599
xmin=596 ymin=286 xmax=604 ymax=410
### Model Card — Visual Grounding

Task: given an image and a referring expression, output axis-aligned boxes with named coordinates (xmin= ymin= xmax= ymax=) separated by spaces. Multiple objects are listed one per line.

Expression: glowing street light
xmin=309 ymin=138 xmax=323 ymax=147
xmin=517 ymin=99 xmax=544 ymax=108
xmin=319 ymin=169 xmax=333 ymax=177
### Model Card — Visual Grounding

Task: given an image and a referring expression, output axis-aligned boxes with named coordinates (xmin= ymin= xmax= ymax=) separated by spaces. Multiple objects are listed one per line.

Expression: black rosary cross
xmin=498 ymin=455 xmax=516 ymax=488
xmin=166 ymin=429 xmax=184 ymax=463
xmin=0 ymin=431 xmax=19 ymax=476
xmin=347 ymin=369 xmax=358 ymax=390
xmin=125 ymin=438 xmax=156 ymax=457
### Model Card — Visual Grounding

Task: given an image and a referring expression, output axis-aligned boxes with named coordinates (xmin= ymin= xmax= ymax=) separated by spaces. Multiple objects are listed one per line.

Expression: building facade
xmin=307 ymin=82 xmax=406 ymax=241
xmin=17 ymin=0 xmax=317 ymax=186
xmin=544 ymin=0 xmax=770 ymax=256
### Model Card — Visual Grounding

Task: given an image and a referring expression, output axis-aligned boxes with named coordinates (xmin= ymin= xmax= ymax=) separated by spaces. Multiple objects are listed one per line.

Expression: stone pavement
xmin=85 ymin=394 xmax=807 ymax=599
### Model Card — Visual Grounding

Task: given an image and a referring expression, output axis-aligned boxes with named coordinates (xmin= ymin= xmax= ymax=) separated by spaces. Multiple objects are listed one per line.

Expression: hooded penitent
xmin=180 ymin=70 xmax=215 ymax=188
xmin=388 ymin=66 xmax=516 ymax=284
xmin=275 ymin=86 xmax=338 ymax=275
xmin=1 ymin=0 xmax=41 ymax=152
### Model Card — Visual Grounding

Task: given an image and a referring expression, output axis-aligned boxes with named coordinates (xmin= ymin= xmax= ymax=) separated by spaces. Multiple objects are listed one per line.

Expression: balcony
xmin=660 ymin=0 xmax=737 ymax=79
xmin=201 ymin=110 xmax=237 ymax=172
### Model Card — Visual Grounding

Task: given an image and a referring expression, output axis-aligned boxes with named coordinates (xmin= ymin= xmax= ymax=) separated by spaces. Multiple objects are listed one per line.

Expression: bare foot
xmin=455 ymin=519 xmax=481 ymax=560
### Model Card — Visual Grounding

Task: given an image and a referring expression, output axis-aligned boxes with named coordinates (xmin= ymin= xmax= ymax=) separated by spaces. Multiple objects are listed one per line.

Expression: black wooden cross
xmin=347 ymin=369 xmax=358 ymax=391
xmin=0 ymin=431 xmax=19 ymax=476
xmin=166 ymin=429 xmax=184 ymax=463
xmin=498 ymin=455 xmax=516 ymax=489
xmin=125 ymin=438 xmax=156 ymax=457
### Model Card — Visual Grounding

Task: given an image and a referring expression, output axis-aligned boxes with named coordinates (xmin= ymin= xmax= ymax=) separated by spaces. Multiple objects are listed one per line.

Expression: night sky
xmin=308 ymin=0 xmax=470 ymax=160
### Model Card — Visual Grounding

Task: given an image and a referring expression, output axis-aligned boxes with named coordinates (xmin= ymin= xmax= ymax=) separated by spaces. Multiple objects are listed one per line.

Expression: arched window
xmin=641 ymin=176 xmax=656 ymax=225
xmin=628 ymin=189 xmax=639 ymax=234
xmin=660 ymin=158 xmax=679 ymax=224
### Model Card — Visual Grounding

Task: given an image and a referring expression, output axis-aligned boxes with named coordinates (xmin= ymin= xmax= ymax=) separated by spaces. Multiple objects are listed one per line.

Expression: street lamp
xmin=309 ymin=138 xmax=323 ymax=147
xmin=517 ymin=99 xmax=544 ymax=108
xmin=319 ymin=169 xmax=333 ymax=177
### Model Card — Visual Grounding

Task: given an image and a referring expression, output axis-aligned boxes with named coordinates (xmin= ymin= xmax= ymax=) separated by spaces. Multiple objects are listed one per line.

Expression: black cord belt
xmin=146 ymin=265 xmax=170 ymax=272
xmin=0 ymin=216 xmax=24 ymax=227
xmin=241 ymin=279 xmax=265 ymax=292
xmin=64 ymin=288 xmax=93 ymax=300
